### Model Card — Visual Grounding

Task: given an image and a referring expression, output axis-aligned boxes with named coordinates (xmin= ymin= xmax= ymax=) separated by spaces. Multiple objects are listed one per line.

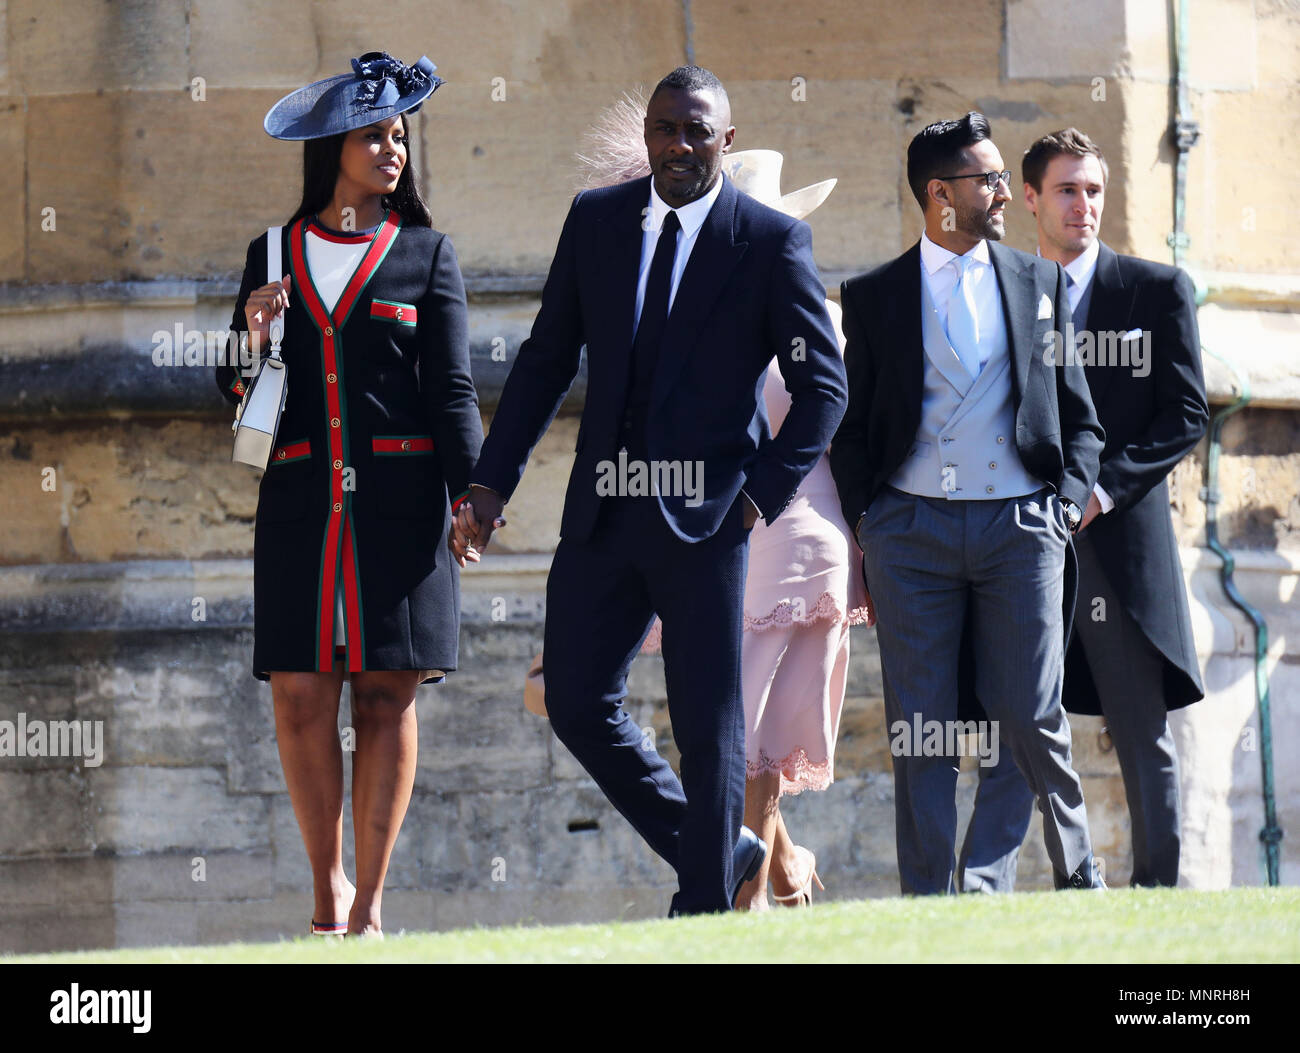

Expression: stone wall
xmin=1 ymin=546 xmax=1294 ymax=953
xmin=0 ymin=1 xmax=1297 ymax=953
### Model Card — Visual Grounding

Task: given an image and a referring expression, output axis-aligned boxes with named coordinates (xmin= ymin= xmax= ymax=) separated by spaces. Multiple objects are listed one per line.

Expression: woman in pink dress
xmin=723 ymin=152 xmax=874 ymax=910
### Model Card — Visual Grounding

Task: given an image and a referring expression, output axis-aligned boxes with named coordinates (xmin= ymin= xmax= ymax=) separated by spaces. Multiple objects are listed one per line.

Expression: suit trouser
xmin=543 ymin=494 xmax=749 ymax=915
xmin=959 ymin=529 xmax=1181 ymax=889
xmin=860 ymin=487 xmax=1092 ymax=895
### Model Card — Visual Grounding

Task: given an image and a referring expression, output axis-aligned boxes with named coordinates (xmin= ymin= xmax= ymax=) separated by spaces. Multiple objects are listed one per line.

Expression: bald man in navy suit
xmin=454 ymin=67 xmax=847 ymax=915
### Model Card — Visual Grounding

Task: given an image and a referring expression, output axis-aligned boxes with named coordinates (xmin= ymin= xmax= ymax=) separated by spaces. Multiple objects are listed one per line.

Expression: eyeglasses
xmin=937 ymin=170 xmax=1012 ymax=191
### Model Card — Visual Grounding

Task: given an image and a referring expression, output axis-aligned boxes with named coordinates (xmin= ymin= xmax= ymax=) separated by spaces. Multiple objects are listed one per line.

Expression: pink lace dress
xmin=741 ymin=355 xmax=869 ymax=795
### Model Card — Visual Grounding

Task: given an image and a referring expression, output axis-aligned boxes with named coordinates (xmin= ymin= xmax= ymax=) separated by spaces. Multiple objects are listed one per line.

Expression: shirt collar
xmin=1035 ymin=237 xmax=1100 ymax=289
xmin=1062 ymin=237 xmax=1100 ymax=290
xmin=920 ymin=231 xmax=990 ymax=275
xmin=647 ymin=172 xmax=725 ymax=239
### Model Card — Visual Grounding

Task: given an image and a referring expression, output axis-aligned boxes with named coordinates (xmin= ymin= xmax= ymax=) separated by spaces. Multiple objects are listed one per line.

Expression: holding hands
xmin=448 ymin=484 xmax=507 ymax=567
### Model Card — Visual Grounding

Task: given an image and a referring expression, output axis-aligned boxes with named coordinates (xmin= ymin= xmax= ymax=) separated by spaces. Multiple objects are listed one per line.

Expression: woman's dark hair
xmin=287 ymin=113 xmax=432 ymax=228
xmin=906 ymin=111 xmax=993 ymax=211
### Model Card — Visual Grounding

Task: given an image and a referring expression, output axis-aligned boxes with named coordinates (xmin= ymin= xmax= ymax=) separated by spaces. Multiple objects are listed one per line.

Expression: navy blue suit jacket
xmin=474 ymin=174 xmax=848 ymax=543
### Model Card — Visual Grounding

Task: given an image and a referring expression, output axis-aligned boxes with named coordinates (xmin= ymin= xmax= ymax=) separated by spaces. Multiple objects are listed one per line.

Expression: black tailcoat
xmin=1062 ymin=243 xmax=1209 ymax=714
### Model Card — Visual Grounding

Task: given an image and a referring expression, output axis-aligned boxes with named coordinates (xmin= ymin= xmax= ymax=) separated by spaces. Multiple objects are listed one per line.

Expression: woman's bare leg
xmin=735 ymin=771 xmax=781 ymax=911
xmin=768 ymin=808 xmax=801 ymax=894
xmin=347 ymin=670 xmax=421 ymax=935
xmin=271 ymin=669 xmax=354 ymax=928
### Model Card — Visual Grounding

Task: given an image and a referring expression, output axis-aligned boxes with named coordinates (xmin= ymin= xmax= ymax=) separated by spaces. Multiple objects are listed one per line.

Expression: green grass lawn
xmin=8 ymin=888 xmax=1299 ymax=964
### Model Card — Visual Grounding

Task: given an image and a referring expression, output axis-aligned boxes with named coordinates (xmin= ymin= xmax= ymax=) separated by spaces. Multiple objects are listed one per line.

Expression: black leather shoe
xmin=731 ymin=826 xmax=767 ymax=906
xmin=1054 ymin=854 xmax=1107 ymax=890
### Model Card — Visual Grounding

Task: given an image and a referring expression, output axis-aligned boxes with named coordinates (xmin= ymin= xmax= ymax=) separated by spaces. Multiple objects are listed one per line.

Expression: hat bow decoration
xmin=350 ymin=53 xmax=440 ymax=113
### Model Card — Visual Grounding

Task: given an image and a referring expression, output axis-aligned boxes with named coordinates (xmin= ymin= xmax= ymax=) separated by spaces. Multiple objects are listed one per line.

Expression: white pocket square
xmin=1038 ymin=294 xmax=1053 ymax=320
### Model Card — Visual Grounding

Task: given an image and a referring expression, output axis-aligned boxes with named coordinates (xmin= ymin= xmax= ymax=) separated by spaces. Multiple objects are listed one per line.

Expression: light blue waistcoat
xmin=889 ymin=275 xmax=1044 ymax=500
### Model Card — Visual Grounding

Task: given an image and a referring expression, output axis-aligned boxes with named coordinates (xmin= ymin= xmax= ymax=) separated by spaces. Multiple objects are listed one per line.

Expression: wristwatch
xmin=1059 ymin=497 xmax=1083 ymax=534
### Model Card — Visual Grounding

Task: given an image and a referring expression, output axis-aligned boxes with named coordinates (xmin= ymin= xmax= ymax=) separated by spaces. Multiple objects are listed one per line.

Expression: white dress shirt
xmin=637 ymin=174 xmax=766 ymax=519
xmin=636 ymin=173 xmax=726 ymax=324
xmin=1062 ymin=237 xmax=1100 ymax=315
xmin=919 ymin=231 xmax=1001 ymax=373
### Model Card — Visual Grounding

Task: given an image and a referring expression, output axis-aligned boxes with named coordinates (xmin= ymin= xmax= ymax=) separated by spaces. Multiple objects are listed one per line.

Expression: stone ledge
xmin=0 ymin=556 xmax=552 ymax=633
xmin=1199 ymin=303 xmax=1300 ymax=409
xmin=0 ymin=552 xmax=1295 ymax=659
xmin=1198 ymin=270 xmax=1300 ymax=310
xmin=0 ymin=334 xmax=584 ymax=420
xmin=3 ymin=274 xmax=1298 ymax=415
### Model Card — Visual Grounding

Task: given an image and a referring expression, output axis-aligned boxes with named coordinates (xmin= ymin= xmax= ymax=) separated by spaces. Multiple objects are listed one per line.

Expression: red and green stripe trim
xmin=334 ymin=213 xmax=402 ymax=330
xmin=370 ymin=299 xmax=417 ymax=326
xmin=270 ymin=439 xmax=311 ymax=464
xmin=451 ymin=489 xmax=471 ymax=512
xmin=290 ymin=210 xmax=400 ymax=670
xmin=372 ymin=435 xmax=434 ymax=456
xmin=306 ymin=218 xmax=378 ymax=244
xmin=340 ymin=511 xmax=366 ymax=673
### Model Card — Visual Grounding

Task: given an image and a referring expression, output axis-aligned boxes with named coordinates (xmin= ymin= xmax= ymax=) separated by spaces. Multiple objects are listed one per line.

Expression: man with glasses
xmin=961 ymin=128 xmax=1208 ymax=891
xmin=829 ymin=112 xmax=1107 ymax=894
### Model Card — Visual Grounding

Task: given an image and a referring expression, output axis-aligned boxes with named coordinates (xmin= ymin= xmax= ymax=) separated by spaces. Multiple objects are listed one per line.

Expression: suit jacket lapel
xmin=988 ymin=241 xmax=1034 ymax=405
xmin=652 ymin=177 xmax=748 ymax=404
xmin=1079 ymin=241 xmax=1129 ymax=411
xmin=594 ymin=177 xmax=652 ymax=397
xmin=919 ymin=272 xmax=974 ymax=396
xmin=893 ymin=243 xmax=925 ymax=421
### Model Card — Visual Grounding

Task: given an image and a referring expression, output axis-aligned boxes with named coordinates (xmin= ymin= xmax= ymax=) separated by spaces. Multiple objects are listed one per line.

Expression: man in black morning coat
xmin=453 ymin=67 xmax=847 ymax=915
xmin=958 ymin=128 xmax=1208 ymax=890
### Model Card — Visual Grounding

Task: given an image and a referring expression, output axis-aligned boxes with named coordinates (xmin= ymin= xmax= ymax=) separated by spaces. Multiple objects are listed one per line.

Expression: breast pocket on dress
xmin=370 ymin=299 xmax=418 ymax=327
xmin=363 ymin=299 xmax=419 ymax=365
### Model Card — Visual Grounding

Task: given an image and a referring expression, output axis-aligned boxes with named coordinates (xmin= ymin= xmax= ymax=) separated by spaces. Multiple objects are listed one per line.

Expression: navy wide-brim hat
xmin=264 ymin=52 xmax=443 ymax=141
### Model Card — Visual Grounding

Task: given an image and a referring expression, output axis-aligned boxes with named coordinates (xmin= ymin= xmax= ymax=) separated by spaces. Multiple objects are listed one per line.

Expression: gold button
xmin=333 ymin=459 xmax=343 ymax=469
xmin=325 ymin=326 xmax=334 ymax=337
xmin=277 ymin=450 xmax=286 ymax=460
xmin=997 ymin=436 xmax=1005 ymax=444
xmin=989 ymin=461 xmax=997 ymax=469
xmin=331 ymin=417 xmax=340 ymax=428
xmin=395 ymin=307 xmax=403 ymax=320
xmin=333 ymin=502 xmax=342 ymax=512
xmin=401 ymin=439 xmax=412 ymax=451
xmin=327 ymin=372 xmax=337 ymax=383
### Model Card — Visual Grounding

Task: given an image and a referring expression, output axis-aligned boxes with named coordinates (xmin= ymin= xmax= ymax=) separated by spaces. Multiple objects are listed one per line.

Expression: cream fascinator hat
xmin=722 ymin=150 xmax=836 ymax=219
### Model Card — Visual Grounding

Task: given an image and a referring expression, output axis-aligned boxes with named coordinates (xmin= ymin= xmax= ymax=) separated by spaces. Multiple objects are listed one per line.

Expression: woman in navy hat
xmin=216 ymin=52 xmax=482 ymax=938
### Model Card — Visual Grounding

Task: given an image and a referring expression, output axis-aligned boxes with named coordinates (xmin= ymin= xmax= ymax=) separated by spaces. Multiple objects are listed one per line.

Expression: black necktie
xmin=630 ymin=210 xmax=680 ymax=392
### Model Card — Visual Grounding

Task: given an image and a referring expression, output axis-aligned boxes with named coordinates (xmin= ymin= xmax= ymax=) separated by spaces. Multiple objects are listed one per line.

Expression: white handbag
xmin=231 ymin=226 xmax=289 ymax=470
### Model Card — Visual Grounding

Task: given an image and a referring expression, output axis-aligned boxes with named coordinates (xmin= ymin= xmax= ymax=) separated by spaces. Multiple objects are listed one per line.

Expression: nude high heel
xmin=772 ymin=846 xmax=824 ymax=907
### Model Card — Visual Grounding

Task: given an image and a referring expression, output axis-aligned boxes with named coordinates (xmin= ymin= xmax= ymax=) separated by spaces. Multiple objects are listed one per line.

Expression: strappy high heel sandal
xmin=772 ymin=846 xmax=824 ymax=907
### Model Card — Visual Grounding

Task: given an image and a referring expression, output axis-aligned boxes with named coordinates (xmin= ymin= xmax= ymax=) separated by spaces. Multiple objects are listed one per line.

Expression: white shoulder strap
xmin=266 ymin=226 xmax=284 ymax=354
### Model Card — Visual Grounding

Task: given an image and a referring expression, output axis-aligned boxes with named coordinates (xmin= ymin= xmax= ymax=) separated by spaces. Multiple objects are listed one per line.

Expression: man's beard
xmin=656 ymin=160 xmax=717 ymax=205
xmin=960 ymin=202 xmax=1004 ymax=242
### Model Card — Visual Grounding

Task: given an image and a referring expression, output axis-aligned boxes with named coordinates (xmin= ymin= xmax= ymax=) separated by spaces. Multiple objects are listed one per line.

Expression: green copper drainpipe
xmin=1172 ymin=0 xmax=1281 ymax=884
